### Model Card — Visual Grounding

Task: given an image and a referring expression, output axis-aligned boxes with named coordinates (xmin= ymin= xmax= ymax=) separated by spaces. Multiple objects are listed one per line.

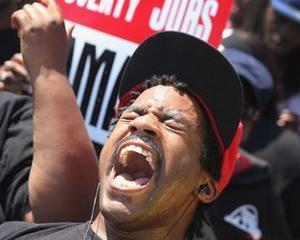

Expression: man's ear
xmin=195 ymin=172 xmax=218 ymax=204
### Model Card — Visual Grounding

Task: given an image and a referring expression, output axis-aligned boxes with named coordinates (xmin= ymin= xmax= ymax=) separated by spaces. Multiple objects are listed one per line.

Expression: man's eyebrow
xmin=127 ymin=105 xmax=195 ymax=128
xmin=162 ymin=110 xmax=184 ymax=121
xmin=127 ymin=105 xmax=145 ymax=114
xmin=163 ymin=110 xmax=195 ymax=128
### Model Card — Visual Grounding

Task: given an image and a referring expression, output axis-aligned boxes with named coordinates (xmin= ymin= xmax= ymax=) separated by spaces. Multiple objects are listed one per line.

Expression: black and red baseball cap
xmin=117 ymin=31 xmax=243 ymax=193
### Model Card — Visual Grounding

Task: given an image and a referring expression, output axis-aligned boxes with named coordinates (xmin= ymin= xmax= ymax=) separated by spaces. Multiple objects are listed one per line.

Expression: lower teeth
xmin=114 ymin=174 xmax=150 ymax=188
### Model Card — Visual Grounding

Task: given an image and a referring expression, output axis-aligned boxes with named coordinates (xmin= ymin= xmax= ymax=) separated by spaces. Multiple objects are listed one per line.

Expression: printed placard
xmin=60 ymin=0 xmax=233 ymax=146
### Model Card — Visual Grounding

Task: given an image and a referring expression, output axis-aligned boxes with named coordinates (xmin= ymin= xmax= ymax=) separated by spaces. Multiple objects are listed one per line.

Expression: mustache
xmin=106 ymin=132 xmax=163 ymax=176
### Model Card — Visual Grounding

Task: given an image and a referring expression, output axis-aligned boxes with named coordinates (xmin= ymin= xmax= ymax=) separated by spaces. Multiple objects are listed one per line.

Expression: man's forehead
xmin=133 ymin=85 xmax=195 ymax=110
xmin=129 ymin=85 xmax=204 ymax=124
xmin=141 ymin=85 xmax=177 ymax=100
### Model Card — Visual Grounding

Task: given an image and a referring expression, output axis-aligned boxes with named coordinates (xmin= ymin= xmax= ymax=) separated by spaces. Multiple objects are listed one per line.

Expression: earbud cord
xmin=83 ymin=185 xmax=197 ymax=240
xmin=83 ymin=182 xmax=101 ymax=240
xmin=160 ymin=193 xmax=198 ymax=240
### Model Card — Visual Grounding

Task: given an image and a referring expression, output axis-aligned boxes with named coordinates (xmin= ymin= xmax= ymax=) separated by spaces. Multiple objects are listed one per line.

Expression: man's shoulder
xmin=0 ymin=221 xmax=101 ymax=240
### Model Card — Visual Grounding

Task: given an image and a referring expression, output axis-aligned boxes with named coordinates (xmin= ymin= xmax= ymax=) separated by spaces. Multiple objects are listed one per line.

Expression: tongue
xmin=113 ymin=173 xmax=150 ymax=189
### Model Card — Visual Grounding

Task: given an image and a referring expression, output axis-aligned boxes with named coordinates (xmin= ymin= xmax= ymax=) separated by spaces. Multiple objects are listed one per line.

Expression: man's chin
xmin=100 ymin=204 xmax=131 ymax=224
xmin=99 ymin=190 xmax=138 ymax=221
xmin=99 ymin=199 xmax=145 ymax=228
xmin=99 ymin=187 xmax=159 ymax=227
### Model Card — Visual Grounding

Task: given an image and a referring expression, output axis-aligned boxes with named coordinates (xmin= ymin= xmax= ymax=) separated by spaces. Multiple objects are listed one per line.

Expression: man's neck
xmin=91 ymin=212 xmax=191 ymax=240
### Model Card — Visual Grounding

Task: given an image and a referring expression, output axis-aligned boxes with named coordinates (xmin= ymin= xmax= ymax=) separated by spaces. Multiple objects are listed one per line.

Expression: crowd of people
xmin=0 ymin=0 xmax=300 ymax=239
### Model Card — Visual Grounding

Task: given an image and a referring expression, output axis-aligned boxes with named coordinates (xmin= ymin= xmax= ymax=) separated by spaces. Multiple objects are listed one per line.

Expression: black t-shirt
xmin=0 ymin=29 xmax=20 ymax=65
xmin=0 ymin=92 xmax=33 ymax=223
xmin=0 ymin=221 xmax=102 ymax=240
xmin=0 ymin=221 xmax=217 ymax=240
xmin=209 ymin=150 xmax=292 ymax=240
xmin=255 ymin=130 xmax=300 ymax=239
xmin=243 ymin=116 xmax=300 ymax=239
xmin=255 ymin=128 xmax=300 ymax=194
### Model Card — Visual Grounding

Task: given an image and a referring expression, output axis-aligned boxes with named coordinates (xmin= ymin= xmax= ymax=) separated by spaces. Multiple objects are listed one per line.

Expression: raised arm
xmin=11 ymin=0 xmax=99 ymax=222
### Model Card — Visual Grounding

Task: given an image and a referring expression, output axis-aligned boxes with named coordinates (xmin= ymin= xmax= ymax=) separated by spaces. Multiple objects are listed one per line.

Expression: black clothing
xmin=243 ymin=116 xmax=300 ymax=239
xmin=0 ymin=92 xmax=33 ymax=223
xmin=0 ymin=29 xmax=20 ymax=65
xmin=281 ymin=174 xmax=300 ymax=240
xmin=0 ymin=221 xmax=217 ymax=240
xmin=255 ymin=128 xmax=300 ymax=195
xmin=242 ymin=116 xmax=282 ymax=153
xmin=210 ymin=150 xmax=292 ymax=240
xmin=0 ymin=221 xmax=102 ymax=240
xmin=255 ymin=125 xmax=300 ymax=239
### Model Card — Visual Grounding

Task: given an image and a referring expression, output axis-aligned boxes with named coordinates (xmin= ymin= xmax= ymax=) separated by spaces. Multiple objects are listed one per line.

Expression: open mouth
xmin=112 ymin=144 xmax=155 ymax=190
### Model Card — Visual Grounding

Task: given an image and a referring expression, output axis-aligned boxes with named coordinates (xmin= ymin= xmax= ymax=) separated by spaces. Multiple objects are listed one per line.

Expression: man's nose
xmin=128 ymin=114 xmax=161 ymax=137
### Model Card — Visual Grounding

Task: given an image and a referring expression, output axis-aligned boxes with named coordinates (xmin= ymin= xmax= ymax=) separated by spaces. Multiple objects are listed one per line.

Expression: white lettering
xmin=149 ymin=0 xmax=219 ymax=41
xmin=165 ymin=0 xmax=181 ymax=31
xmin=64 ymin=0 xmax=75 ymax=5
xmin=125 ymin=0 xmax=141 ymax=22
xmin=98 ymin=0 xmax=114 ymax=15
xmin=113 ymin=0 xmax=125 ymax=18
xmin=149 ymin=0 xmax=173 ymax=31
xmin=65 ymin=0 xmax=140 ymax=22
xmin=197 ymin=0 xmax=218 ymax=40
xmin=76 ymin=0 xmax=88 ymax=7
xmin=165 ymin=0 xmax=188 ymax=31
xmin=181 ymin=0 xmax=204 ymax=35
xmin=86 ymin=0 xmax=98 ymax=12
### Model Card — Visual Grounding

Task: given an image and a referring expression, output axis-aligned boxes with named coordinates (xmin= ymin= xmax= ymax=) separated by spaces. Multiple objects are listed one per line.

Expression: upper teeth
xmin=119 ymin=145 xmax=154 ymax=169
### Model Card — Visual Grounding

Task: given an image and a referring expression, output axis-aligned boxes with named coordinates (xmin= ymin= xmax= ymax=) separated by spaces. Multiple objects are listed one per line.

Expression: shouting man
xmin=0 ymin=0 xmax=243 ymax=239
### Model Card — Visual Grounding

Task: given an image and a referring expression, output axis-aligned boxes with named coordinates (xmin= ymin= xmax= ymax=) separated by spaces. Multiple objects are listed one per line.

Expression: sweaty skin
xmin=92 ymin=86 xmax=217 ymax=240
xmin=11 ymin=0 xmax=218 ymax=236
xmin=11 ymin=0 xmax=99 ymax=222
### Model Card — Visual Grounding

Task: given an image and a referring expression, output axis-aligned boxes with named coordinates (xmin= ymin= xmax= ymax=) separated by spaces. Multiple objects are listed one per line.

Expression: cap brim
xmin=119 ymin=31 xmax=243 ymax=149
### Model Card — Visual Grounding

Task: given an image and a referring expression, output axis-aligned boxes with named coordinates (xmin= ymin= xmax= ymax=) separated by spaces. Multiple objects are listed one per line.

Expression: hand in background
xmin=277 ymin=109 xmax=299 ymax=132
xmin=0 ymin=53 xmax=31 ymax=94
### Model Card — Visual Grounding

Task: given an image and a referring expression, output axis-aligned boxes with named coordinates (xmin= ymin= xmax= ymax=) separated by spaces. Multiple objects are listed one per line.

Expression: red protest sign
xmin=59 ymin=0 xmax=233 ymax=146
xmin=58 ymin=0 xmax=233 ymax=47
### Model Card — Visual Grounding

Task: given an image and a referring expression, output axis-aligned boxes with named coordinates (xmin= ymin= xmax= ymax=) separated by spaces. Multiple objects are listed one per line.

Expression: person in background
xmin=262 ymin=0 xmax=300 ymax=106
xmin=230 ymin=0 xmax=255 ymax=29
xmin=208 ymin=30 xmax=292 ymax=240
xmin=234 ymin=3 xmax=300 ymax=236
xmin=229 ymin=0 xmax=300 ymax=129
xmin=0 ymin=91 xmax=33 ymax=223
xmin=0 ymin=0 xmax=243 ymax=239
